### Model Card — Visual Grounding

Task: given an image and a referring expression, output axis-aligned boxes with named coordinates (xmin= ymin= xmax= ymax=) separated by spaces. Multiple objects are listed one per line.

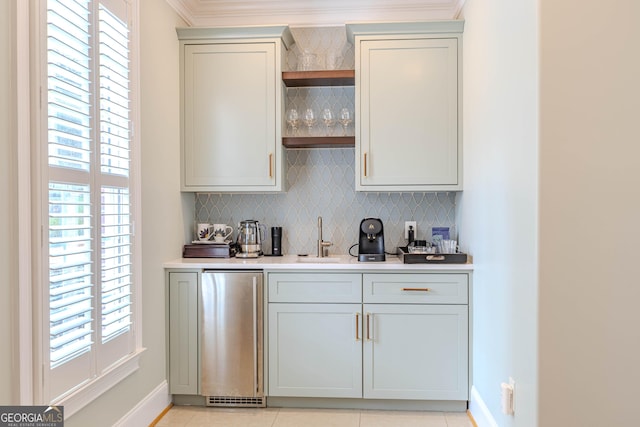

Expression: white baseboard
xmin=469 ymin=385 xmax=499 ymax=427
xmin=113 ymin=381 xmax=172 ymax=427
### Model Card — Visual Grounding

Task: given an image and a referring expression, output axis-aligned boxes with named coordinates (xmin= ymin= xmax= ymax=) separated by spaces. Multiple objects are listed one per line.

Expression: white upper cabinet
xmin=348 ymin=21 xmax=464 ymax=191
xmin=178 ymin=26 xmax=293 ymax=192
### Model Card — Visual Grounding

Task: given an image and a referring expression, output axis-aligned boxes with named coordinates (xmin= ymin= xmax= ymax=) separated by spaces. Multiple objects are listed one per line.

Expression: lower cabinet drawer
xmin=268 ymin=273 xmax=362 ymax=303
xmin=363 ymin=273 xmax=468 ymax=304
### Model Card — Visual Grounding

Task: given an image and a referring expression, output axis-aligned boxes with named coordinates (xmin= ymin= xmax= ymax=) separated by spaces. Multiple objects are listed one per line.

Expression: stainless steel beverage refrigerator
xmin=200 ymin=270 xmax=264 ymax=407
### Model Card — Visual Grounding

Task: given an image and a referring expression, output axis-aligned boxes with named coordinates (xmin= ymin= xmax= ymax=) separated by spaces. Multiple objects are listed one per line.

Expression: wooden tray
xmin=397 ymin=247 xmax=468 ymax=264
xmin=183 ymin=243 xmax=238 ymax=258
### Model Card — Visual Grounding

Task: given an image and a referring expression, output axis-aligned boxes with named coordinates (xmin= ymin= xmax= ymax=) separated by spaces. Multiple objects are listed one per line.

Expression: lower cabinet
xmin=268 ymin=303 xmax=362 ymax=398
xmin=362 ymin=273 xmax=469 ymax=400
xmin=363 ymin=304 xmax=468 ymax=400
xmin=167 ymin=270 xmax=470 ymax=401
xmin=267 ymin=272 xmax=470 ymax=402
xmin=168 ymin=271 xmax=199 ymax=395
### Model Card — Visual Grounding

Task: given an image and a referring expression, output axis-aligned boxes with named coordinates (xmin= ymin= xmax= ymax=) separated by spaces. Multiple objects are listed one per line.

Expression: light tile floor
xmin=155 ymin=406 xmax=476 ymax=427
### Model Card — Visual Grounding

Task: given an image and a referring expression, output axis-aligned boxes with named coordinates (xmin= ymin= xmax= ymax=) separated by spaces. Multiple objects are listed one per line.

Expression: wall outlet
xmin=501 ymin=377 xmax=515 ymax=415
xmin=404 ymin=221 xmax=417 ymax=239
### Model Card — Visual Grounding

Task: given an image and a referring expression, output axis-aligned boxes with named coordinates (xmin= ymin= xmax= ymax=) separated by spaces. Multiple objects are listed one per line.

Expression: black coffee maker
xmin=358 ymin=218 xmax=386 ymax=262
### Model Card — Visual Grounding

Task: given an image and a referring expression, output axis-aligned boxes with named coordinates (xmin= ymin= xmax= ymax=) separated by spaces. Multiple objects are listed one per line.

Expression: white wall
xmin=538 ymin=0 xmax=640 ymax=425
xmin=0 ymin=0 xmax=17 ymax=405
xmin=463 ymin=0 xmax=640 ymax=425
xmin=63 ymin=0 xmax=189 ymax=425
xmin=458 ymin=0 xmax=539 ymax=425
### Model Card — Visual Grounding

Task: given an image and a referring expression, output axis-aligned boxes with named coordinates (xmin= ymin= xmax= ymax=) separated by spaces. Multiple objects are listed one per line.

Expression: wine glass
xmin=321 ymin=108 xmax=335 ymax=133
xmin=338 ymin=108 xmax=353 ymax=136
xmin=286 ymin=108 xmax=300 ymax=135
xmin=303 ymin=108 xmax=316 ymax=135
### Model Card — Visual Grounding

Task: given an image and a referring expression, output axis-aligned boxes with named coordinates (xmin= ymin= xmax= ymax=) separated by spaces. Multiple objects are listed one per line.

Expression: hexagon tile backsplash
xmin=195 ymin=149 xmax=456 ymax=256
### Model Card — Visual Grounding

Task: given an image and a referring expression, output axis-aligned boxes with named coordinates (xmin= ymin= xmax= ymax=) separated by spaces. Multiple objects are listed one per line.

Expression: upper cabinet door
xmin=352 ymin=25 xmax=462 ymax=191
xmin=181 ymin=33 xmax=287 ymax=192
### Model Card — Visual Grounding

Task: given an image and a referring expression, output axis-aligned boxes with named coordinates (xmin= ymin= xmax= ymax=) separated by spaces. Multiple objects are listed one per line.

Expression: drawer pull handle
xmin=401 ymin=287 xmax=431 ymax=292
xmin=366 ymin=313 xmax=371 ymax=341
xmin=426 ymin=255 xmax=445 ymax=261
xmin=355 ymin=313 xmax=360 ymax=341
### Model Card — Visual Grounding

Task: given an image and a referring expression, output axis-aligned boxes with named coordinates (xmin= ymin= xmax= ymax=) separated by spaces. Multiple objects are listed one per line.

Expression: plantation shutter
xmin=45 ymin=0 xmax=135 ymax=401
xmin=96 ymin=1 xmax=133 ymax=371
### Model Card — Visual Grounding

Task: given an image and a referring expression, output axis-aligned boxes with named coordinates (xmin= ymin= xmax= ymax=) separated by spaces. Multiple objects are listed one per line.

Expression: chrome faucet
xmin=317 ymin=216 xmax=332 ymax=257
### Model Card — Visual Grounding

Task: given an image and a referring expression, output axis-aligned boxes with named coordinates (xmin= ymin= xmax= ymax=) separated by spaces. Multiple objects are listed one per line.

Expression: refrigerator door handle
xmin=253 ymin=276 xmax=258 ymax=394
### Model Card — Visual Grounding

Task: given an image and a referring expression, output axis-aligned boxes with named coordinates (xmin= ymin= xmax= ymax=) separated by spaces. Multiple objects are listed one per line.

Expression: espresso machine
xmin=236 ymin=220 xmax=266 ymax=258
xmin=358 ymin=218 xmax=386 ymax=262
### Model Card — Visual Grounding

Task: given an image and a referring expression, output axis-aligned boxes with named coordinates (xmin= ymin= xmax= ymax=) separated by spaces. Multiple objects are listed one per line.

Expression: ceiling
xmin=165 ymin=0 xmax=466 ymax=27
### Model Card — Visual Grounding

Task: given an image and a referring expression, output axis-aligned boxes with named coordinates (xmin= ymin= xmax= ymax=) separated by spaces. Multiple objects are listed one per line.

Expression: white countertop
xmin=164 ymin=254 xmax=473 ymax=271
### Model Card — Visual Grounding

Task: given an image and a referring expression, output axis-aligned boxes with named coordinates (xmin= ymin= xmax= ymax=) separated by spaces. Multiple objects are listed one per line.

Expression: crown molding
xmin=166 ymin=0 xmax=466 ymax=27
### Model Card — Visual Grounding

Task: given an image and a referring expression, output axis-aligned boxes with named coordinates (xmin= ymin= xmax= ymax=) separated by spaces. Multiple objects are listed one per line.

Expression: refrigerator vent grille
xmin=206 ymin=396 xmax=266 ymax=408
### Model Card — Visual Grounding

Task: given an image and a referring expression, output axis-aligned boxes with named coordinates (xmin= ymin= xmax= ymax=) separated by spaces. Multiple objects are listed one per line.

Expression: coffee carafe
xmin=236 ymin=220 xmax=266 ymax=258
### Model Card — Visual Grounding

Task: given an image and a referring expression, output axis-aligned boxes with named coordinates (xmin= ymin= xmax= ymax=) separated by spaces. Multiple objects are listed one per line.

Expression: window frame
xmin=30 ymin=0 xmax=144 ymax=416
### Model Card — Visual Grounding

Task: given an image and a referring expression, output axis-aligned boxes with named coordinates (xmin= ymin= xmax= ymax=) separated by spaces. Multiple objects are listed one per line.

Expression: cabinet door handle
xmin=364 ymin=152 xmax=368 ymax=177
xmin=268 ymin=153 xmax=273 ymax=178
xmin=355 ymin=313 xmax=360 ymax=341
xmin=401 ymin=287 xmax=431 ymax=292
xmin=366 ymin=312 xmax=371 ymax=341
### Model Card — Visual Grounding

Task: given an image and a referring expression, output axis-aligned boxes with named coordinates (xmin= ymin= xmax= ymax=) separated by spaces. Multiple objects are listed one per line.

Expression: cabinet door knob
xmin=268 ymin=153 xmax=273 ymax=178
xmin=355 ymin=312 xmax=360 ymax=341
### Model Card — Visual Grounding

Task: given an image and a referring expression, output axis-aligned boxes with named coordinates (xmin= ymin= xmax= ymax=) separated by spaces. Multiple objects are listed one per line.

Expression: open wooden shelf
xmin=282 ymin=70 xmax=355 ymax=87
xmin=282 ymin=70 xmax=355 ymax=148
xmin=282 ymin=136 xmax=355 ymax=149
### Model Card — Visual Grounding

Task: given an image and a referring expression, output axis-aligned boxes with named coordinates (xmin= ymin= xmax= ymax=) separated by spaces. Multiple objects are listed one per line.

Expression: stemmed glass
xmin=321 ymin=108 xmax=335 ymax=134
xmin=303 ymin=108 xmax=316 ymax=135
xmin=338 ymin=108 xmax=353 ymax=136
xmin=286 ymin=108 xmax=300 ymax=135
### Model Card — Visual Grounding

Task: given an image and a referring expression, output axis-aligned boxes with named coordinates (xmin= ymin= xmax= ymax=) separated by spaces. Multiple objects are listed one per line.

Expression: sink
xmin=296 ymin=256 xmax=342 ymax=263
